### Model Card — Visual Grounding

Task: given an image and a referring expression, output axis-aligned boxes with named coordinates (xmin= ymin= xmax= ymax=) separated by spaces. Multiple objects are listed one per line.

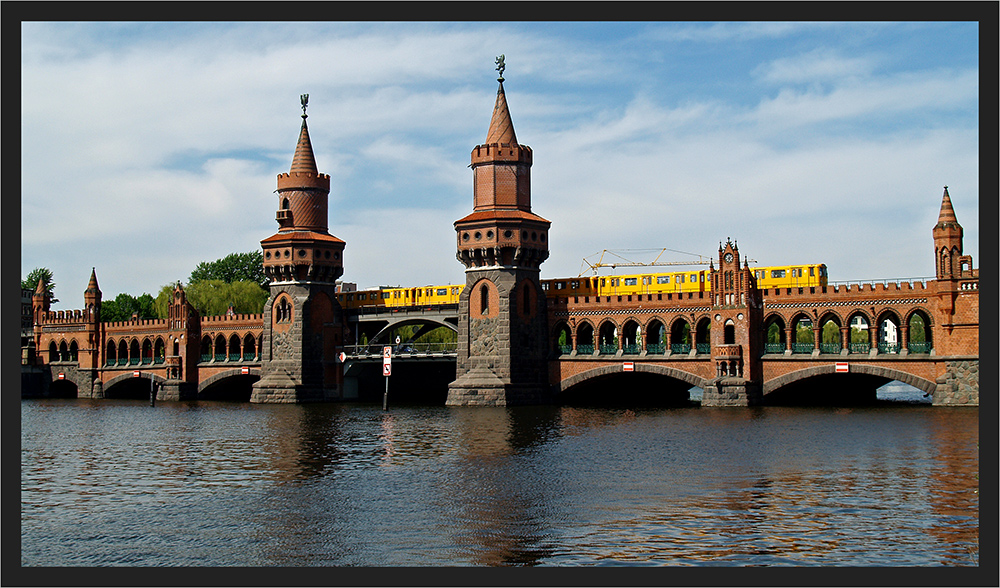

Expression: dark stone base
xmin=251 ymin=373 xmax=336 ymax=403
xmin=702 ymin=378 xmax=762 ymax=407
xmin=933 ymin=359 xmax=979 ymax=406
xmin=158 ymin=381 xmax=197 ymax=402
xmin=446 ymin=366 xmax=549 ymax=406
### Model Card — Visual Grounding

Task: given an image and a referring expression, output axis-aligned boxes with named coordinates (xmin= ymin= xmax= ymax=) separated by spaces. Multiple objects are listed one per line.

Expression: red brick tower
xmin=252 ymin=95 xmax=346 ymax=403
xmin=447 ymin=58 xmax=552 ymax=406
xmin=703 ymin=239 xmax=764 ymax=406
xmin=78 ymin=268 xmax=103 ymax=378
xmin=929 ymin=187 xmax=978 ymax=404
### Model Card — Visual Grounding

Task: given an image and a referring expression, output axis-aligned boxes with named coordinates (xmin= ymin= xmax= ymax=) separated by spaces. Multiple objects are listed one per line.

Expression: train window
xmin=347 ymin=294 xmax=354 ymax=301
xmin=570 ymin=280 xmax=579 ymax=289
xmin=657 ymin=276 xmax=670 ymax=284
xmin=437 ymin=288 xmax=447 ymax=296
xmin=624 ymin=278 xmax=637 ymax=286
xmin=809 ymin=267 xmax=815 ymax=276
xmin=820 ymin=267 xmax=827 ymax=277
xmin=700 ymin=273 xmax=705 ymax=282
xmin=600 ymin=278 xmax=606 ymax=287
xmin=555 ymin=282 xmax=565 ymax=290
xmin=382 ymin=292 xmax=391 ymax=299
xmin=771 ymin=270 xmax=785 ymax=278
xmin=678 ymin=275 xmax=684 ymax=283
xmin=451 ymin=288 xmax=459 ymax=295
xmin=690 ymin=274 xmax=697 ymax=282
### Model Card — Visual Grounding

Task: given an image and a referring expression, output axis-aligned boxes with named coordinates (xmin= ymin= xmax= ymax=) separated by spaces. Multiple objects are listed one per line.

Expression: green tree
xmin=180 ymin=280 xmax=269 ymax=317
xmin=101 ymin=292 xmax=157 ymax=322
xmin=821 ymin=320 xmax=840 ymax=343
xmin=22 ymin=267 xmax=58 ymax=303
xmin=189 ymin=251 xmax=266 ymax=287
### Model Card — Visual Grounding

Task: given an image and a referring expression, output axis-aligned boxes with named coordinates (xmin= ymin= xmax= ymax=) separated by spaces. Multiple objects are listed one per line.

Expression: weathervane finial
xmin=300 ymin=93 xmax=309 ymax=118
xmin=495 ymin=54 xmax=505 ymax=82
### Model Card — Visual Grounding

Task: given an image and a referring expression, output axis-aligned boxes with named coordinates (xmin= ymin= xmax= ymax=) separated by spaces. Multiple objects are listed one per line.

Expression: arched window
xmin=724 ymin=319 xmax=735 ymax=345
xmin=480 ymin=284 xmax=489 ymax=317
xmin=106 ymin=340 xmax=117 ymax=365
xmin=69 ymin=340 xmax=79 ymax=362
xmin=229 ymin=334 xmax=241 ymax=361
xmin=575 ymin=322 xmax=595 ymax=354
xmin=59 ymin=341 xmax=69 ymax=362
xmin=129 ymin=339 xmax=140 ymax=365
xmin=118 ymin=340 xmax=128 ymax=365
xmin=214 ymin=335 xmax=227 ymax=361
xmin=49 ymin=342 xmax=58 ymax=362
xmin=243 ymin=334 xmax=257 ymax=361
xmin=281 ymin=198 xmax=290 ymax=210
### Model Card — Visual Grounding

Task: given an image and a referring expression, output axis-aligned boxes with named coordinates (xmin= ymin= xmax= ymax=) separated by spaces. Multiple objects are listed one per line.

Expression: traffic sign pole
xmin=382 ymin=346 xmax=392 ymax=411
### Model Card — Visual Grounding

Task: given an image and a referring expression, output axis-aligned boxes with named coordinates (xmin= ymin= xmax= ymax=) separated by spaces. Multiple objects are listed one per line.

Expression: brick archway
xmin=198 ymin=368 xmax=262 ymax=394
xmin=763 ymin=364 xmax=936 ymax=396
xmin=558 ymin=363 xmax=705 ymax=394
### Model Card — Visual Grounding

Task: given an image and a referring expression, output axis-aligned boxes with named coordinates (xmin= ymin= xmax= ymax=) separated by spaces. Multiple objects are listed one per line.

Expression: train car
xmin=337 ymin=288 xmax=387 ymax=311
xmin=382 ymin=285 xmax=462 ymax=308
xmin=750 ymin=264 xmax=827 ymax=290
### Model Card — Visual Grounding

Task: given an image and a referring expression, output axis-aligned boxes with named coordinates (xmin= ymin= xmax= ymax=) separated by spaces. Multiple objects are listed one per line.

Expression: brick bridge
xmin=22 ymin=77 xmax=979 ymax=407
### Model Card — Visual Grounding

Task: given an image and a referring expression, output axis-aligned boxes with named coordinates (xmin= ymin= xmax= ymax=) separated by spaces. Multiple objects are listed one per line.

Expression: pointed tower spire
xmin=935 ymin=185 xmax=959 ymax=228
xmin=289 ymin=95 xmax=319 ymax=175
xmin=86 ymin=267 xmax=100 ymax=294
xmin=485 ymin=79 xmax=518 ymax=146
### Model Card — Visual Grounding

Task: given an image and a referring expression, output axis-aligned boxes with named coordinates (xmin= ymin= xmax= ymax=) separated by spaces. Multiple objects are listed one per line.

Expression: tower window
xmin=480 ymin=284 xmax=489 ymax=316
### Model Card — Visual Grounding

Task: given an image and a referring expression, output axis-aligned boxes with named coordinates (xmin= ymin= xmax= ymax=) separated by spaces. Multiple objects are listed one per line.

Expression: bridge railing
xmin=343 ymin=342 xmax=457 ymax=357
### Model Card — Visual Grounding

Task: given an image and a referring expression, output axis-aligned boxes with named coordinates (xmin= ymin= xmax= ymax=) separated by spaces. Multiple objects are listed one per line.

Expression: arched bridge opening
xmin=198 ymin=369 xmax=260 ymax=402
xmin=48 ymin=378 xmax=79 ymax=399
xmin=763 ymin=366 xmax=936 ymax=407
xmin=352 ymin=317 xmax=458 ymax=354
xmin=104 ymin=373 xmax=167 ymax=400
xmin=556 ymin=365 xmax=703 ymax=408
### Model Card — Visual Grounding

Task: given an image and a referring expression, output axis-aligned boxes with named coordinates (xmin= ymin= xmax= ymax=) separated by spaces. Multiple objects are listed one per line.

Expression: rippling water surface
xmin=21 ymin=397 xmax=979 ymax=567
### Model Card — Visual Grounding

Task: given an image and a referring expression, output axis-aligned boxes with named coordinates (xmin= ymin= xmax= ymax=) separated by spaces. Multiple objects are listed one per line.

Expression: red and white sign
xmin=623 ymin=362 xmax=635 ymax=372
xmin=383 ymin=362 xmax=392 ymax=376
xmin=57 ymin=373 xmax=65 ymax=380
xmin=241 ymin=366 xmax=250 ymax=375
xmin=338 ymin=351 xmax=346 ymax=363
xmin=835 ymin=362 xmax=849 ymax=373
xmin=133 ymin=370 xmax=141 ymax=378
xmin=383 ymin=346 xmax=392 ymax=376
xmin=383 ymin=346 xmax=392 ymax=359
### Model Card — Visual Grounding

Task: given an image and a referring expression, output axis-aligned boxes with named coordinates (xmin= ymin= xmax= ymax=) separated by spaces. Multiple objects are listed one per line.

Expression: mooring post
xmin=149 ymin=378 xmax=156 ymax=407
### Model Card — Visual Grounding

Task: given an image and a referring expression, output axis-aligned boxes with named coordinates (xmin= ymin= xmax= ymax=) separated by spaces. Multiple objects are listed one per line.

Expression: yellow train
xmin=337 ymin=264 xmax=827 ymax=309
xmin=337 ymin=284 xmax=463 ymax=310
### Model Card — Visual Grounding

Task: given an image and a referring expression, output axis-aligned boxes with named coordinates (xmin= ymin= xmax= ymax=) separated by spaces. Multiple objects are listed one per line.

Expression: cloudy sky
xmin=20 ymin=20 xmax=980 ymax=306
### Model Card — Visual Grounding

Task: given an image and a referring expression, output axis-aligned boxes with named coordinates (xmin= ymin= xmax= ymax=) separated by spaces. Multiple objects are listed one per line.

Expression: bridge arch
xmin=553 ymin=320 xmax=572 ymax=354
xmin=103 ymin=371 xmax=168 ymax=399
xmin=557 ymin=363 xmax=706 ymax=395
xmin=644 ymin=317 xmax=666 ymax=354
xmin=575 ymin=320 xmax=595 ymax=353
xmin=904 ymin=307 xmax=933 ymax=352
xmin=875 ymin=309 xmax=903 ymax=352
xmin=763 ymin=364 xmax=936 ymax=399
xmin=198 ymin=368 xmax=262 ymax=395
xmin=818 ymin=311 xmax=843 ymax=352
xmin=366 ymin=317 xmax=458 ymax=347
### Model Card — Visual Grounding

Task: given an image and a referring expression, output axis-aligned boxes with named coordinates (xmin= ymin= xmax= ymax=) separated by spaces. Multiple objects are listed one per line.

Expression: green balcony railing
xmin=820 ymin=343 xmax=841 ymax=354
xmin=201 ymin=353 xmax=212 ymax=363
xmin=849 ymin=343 xmax=870 ymax=354
xmin=117 ymin=358 xmax=128 ymax=366
xmin=129 ymin=357 xmax=140 ymax=366
xmin=576 ymin=344 xmax=595 ymax=355
xmin=671 ymin=343 xmax=691 ymax=354
xmin=154 ymin=357 xmax=165 ymax=364
xmin=229 ymin=353 xmax=241 ymax=362
xmin=106 ymin=358 xmax=116 ymax=366
xmin=646 ymin=343 xmax=666 ymax=354
xmin=243 ymin=352 xmax=257 ymax=361
xmin=599 ymin=344 xmax=618 ymax=355
xmin=764 ymin=343 xmax=785 ymax=354
xmin=791 ymin=342 xmax=814 ymax=354
xmin=878 ymin=342 xmax=900 ymax=354
xmin=214 ymin=353 xmax=226 ymax=362
xmin=696 ymin=343 xmax=711 ymax=354
xmin=141 ymin=357 xmax=152 ymax=365
xmin=907 ymin=341 xmax=932 ymax=354
xmin=622 ymin=344 xmax=640 ymax=355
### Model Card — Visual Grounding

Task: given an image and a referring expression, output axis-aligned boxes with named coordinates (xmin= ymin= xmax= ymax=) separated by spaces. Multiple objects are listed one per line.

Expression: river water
xmin=20 ymin=390 xmax=979 ymax=570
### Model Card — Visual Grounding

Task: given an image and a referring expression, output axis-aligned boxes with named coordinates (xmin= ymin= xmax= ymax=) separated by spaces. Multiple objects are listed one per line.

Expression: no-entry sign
xmin=835 ymin=362 xmax=849 ymax=373
xmin=623 ymin=362 xmax=635 ymax=372
xmin=383 ymin=346 xmax=392 ymax=377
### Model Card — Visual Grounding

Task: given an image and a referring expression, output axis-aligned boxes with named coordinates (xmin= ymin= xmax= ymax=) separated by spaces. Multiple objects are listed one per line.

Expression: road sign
xmin=383 ymin=362 xmax=392 ymax=376
xmin=57 ymin=373 xmax=65 ymax=380
xmin=133 ymin=370 xmax=141 ymax=378
xmin=383 ymin=346 xmax=392 ymax=359
xmin=241 ymin=366 xmax=250 ymax=375
xmin=338 ymin=351 xmax=346 ymax=363
xmin=835 ymin=362 xmax=849 ymax=373
xmin=623 ymin=362 xmax=635 ymax=372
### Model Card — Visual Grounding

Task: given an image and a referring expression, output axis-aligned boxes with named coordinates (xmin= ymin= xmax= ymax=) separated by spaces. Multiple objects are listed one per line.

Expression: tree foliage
xmin=189 ymin=251 xmax=266 ymax=287
xmin=155 ymin=280 xmax=269 ymax=317
xmin=22 ymin=267 xmax=58 ymax=303
xmin=102 ymin=293 xmax=156 ymax=322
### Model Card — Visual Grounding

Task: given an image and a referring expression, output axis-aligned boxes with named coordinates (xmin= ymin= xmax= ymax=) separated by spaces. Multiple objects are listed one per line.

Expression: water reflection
xmin=21 ymin=399 xmax=979 ymax=567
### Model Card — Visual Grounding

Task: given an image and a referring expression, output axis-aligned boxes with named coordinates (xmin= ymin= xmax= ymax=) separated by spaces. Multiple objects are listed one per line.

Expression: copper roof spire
xmin=485 ymin=55 xmax=517 ymax=146
xmin=86 ymin=267 xmax=100 ymax=293
xmin=289 ymin=93 xmax=319 ymax=175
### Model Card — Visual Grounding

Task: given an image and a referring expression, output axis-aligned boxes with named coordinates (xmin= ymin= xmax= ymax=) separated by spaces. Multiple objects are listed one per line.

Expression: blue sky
xmin=21 ymin=21 xmax=980 ymax=306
